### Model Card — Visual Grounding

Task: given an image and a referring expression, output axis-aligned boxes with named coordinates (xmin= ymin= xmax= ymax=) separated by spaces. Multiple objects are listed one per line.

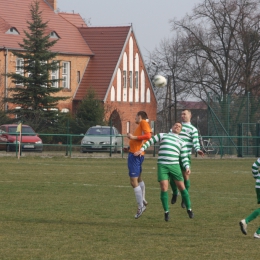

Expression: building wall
xmin=0 ymin=49 xmax=89 ymax=112
xmin=54 ymin=54 xmax=89 ymax=112
xmin=105 ymin=32 xmax=157 ymax=143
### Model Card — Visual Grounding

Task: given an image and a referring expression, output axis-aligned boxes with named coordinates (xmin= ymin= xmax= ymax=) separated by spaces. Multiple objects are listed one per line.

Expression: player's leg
xmin=128 ymin=153 xmax=145 ymax=219
xmin=170 ymin=178 xmax=178 ymax=204
xmin=138 ymin=156 xmax=147 ymax=206
xmin=170 ymin=158 xmax=182 ymax=204
xmin=181 ymin=155 xmax=191 ymax=208
xmin=240 ymin=208 xmax=260 ymax=235
xmin=158 ymin=164 xmax=170 ymax=221
xmin=175 ymin=180 xmax=194 ymax=218
xmin=245 ymin=208 xmax=260 ymax=223
xmin=254 ymin=225 xmax=260 ymax=238
xmin=138 ymin=178 xmax=147 ymax=206
xmin=240 ymin=189 xmax=260 ymax=236
xmin=169 ymin=163 xmax=194 ymax=218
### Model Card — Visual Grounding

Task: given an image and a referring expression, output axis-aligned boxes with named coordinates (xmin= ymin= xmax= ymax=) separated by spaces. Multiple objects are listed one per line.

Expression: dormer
xmin=49 ymin=31 xmax=59 ymax=39
xmin=6 ymin=27 xmax=19 ymax=35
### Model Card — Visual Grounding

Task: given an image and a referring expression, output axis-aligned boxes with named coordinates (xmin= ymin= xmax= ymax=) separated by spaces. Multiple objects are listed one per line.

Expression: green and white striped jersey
xmin=140 ymin=132 xmax=190 ymax=169
xmin=251 ymin=158 xmax=260 ymax=189
xmin=179 ymin=122 xmax=200 ymax=154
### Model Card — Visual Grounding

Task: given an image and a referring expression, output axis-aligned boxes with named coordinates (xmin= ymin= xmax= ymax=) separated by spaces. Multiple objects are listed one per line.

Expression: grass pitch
xmin=0 ymin=156 xmax=259 ymax=259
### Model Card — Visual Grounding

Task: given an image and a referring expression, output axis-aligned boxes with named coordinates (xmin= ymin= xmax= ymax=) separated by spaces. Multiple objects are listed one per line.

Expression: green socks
xmin=184 ymin=179 xmax=190 ymax=192
xmin=180 ymin=189 xmax=191 ymax=210
xmin=170 ymin=178 xmax=191 ymax=194
xmin=170 ymin=178 xmax=178 ymax=196
xmin=160 ymin=191 xmax=169 ymax=212
xmin=246 ymin=208 xmax=260 ymax=224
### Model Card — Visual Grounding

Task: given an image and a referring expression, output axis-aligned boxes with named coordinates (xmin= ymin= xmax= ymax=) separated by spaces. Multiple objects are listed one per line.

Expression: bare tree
xmin=148 ymin=33 xmax=192 ymax=132
xmin=170 ymin=0 xmax=260 ymax=136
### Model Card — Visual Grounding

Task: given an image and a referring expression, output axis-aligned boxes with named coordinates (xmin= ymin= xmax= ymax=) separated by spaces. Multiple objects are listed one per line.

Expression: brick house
xmin=0 ymin=0 xmax=157 ymax=136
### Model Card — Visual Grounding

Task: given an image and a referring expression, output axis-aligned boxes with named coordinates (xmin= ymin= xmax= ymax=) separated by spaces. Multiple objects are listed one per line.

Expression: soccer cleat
xmin=134 ymin=205 xmax=146 ymax=219
xmin=143 ymin=200 xmax=148 ymax=206
xmin=254 ymin=232 xmax=260 ymax=239
xmin=239 ymin=219 xmax=247 ymax=235
xmin=164 ymin=211 xmax=169 ymax=222
xmin=171 ymin=194 xmax=178 ymax=204
xmin=187 ymin=209 xmax=194 ymax=219
xmin=181 ymin=200 xmax=186 ymax=208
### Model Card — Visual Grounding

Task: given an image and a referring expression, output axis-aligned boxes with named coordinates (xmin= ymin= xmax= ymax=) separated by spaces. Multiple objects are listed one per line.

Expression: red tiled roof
xmin=74 ymin=26 xmax=131 ymax=101
xmin=58 ymin=13 xmax=88 ymax=28
xmin=0 ymin=0 xmax=93 ymax=55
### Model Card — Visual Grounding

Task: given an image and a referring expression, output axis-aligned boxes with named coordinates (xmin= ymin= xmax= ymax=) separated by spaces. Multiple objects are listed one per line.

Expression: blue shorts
xmin=128 ymin=152 xmax=144 ymax=177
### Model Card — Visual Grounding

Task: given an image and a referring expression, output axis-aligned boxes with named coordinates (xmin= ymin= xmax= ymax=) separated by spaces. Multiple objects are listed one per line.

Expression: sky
xmin=58 ymin=0 xmax=203 ymax=59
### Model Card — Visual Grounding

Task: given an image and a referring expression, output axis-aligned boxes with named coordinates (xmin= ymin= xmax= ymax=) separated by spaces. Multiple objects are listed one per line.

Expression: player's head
xmin=171 ymin=122 xmax=182 ymax=134
xmin=181 ymin=109 xmax=192 ymax=123
xmin=135 ymin=111 xmax=148 ymax=124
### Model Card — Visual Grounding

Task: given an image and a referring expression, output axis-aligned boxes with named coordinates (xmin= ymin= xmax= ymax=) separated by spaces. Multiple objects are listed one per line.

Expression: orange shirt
xmin=129 ymin=120 xmax=152 ymax=153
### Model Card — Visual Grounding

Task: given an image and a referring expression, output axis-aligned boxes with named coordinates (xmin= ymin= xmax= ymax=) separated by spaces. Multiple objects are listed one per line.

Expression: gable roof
xmin=0 ymin=0 xmax=93 ymax=55
xmin=58 ymin=12 xmax=88 ymax=28
xmin=74 ymin=26 xmax=132 ymax=101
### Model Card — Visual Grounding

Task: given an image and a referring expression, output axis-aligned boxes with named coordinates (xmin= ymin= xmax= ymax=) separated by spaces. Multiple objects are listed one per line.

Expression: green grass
xmin=0 ymin=156 xmax=259 ymax=259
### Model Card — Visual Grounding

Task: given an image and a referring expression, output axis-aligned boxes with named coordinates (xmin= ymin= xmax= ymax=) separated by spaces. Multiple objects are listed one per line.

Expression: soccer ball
xmin=153 ymin=75 xmax=167 ymax=87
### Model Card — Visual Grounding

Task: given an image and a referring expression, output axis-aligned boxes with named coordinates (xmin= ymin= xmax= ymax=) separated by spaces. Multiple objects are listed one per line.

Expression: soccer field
xmin=0 ymin=156 xmax=258 ymax=259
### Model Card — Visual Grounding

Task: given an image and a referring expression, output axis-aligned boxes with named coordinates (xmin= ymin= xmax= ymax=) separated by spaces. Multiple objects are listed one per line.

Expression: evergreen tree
xmin=5 ymin=0 xmax=68 ymax=132
xmin=71 ymin=89 xmax=105 ymax=134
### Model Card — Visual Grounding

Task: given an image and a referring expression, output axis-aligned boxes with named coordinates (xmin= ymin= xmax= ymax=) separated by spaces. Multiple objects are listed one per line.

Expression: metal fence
xmin=0 ymin=133 xmax=259 ymax=158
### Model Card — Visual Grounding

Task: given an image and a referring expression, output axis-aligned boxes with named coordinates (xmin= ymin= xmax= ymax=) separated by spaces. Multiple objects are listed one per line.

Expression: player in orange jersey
xmin=127 ymin=111 xmax=152 ymax=219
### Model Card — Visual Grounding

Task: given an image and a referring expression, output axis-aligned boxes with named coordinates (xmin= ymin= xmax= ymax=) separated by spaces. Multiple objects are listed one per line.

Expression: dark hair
xmin=137 ymin=111 xmax=148 ymax=120
xmin=173 ymin=122 xmax=182 ymax=128
xmin=182 ymin=109 xmax=191 ymax=113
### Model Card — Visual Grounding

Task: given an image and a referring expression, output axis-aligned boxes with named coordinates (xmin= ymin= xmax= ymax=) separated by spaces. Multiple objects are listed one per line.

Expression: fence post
xmin=69 ymin=134 xmax=72 ymax=157
xmin=109 ymin=120 xmax=112 ymax=157
xmin=65 ymin=118 xmax=69 ymax=156
xmin=237 ymin=123 xmax=242 ymax=157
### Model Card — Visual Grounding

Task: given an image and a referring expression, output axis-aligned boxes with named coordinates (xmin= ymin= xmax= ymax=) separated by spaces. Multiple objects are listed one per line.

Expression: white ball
xmin=153 ymin=75 xmax=167 ymax=87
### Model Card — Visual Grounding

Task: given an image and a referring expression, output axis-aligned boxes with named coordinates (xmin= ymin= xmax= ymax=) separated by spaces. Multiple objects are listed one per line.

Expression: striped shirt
xmin=251 ymin=158 xmax=260 ymax=189
xmin=179 ymin=122 xmax=200 ymax=154
xmin=140 ymin=132 xmax=190 ymax=169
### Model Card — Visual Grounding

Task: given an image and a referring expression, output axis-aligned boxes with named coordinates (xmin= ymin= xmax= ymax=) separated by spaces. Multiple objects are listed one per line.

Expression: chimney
xmin=46 ymin=0 xmax=57 ymax=11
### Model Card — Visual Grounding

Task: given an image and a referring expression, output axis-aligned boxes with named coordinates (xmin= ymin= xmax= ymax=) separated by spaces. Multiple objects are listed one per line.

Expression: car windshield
xmin=8 ymin=126 xmax=36 ymax=136
xmin=86 ymin=128 xmax=114 ymax=135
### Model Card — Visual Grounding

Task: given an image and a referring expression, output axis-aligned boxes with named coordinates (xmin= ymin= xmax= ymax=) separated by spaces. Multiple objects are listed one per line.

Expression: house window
xmin=62 ymin=62 xmax=70 ymax=89
xmin=129 ymin=71 xmax=133 ymax=88
xmin=135 ymin=71 xmax=139 ymax=89
xmin=51 ymin=66 xmax=59 ymax=88
xmin=123 ymin=70 xmax=127 ymax=88
xmin=49 ymin=31 xmax=59 ymax=39
xmin=77 ymin=71 xmax=80 ymax=83
xmin=16 ymin=58 xmax=24 ymax=85
xmin=150 ymin=121 xmax=155 ymax=133
xmin=6 ymin=27 xmax=19 ymax=35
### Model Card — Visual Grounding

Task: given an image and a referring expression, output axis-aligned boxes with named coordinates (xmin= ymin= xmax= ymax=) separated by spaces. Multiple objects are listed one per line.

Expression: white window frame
xmin=62 ymin=62 xmax=70 ymax=89
xmin=135 ymin=71 xmax=139 ymax=89
xmin=6 ymin=27 xmax=19 ymax=35
xmin=51 ymin=62 xmax=59 ymax=88
xmin=123 ymin=70 xmax=127 ymax=88
xmin=129 ymin=71 xmax=133 ymax=88
xmin=16 ymin=58 xmax=24 ymax=85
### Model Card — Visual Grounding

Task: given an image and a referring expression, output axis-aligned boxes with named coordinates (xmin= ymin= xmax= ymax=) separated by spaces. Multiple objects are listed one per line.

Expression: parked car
xmin=81 ymin=126 xmax=123 ymax=153
xmin=0 ymin=124 xmax=43 ymax=152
